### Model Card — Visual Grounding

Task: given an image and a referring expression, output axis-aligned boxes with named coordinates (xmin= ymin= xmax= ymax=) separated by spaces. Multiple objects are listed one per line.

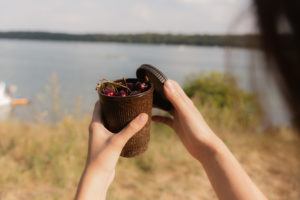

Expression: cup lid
xmin=136 ymin=64 xmax=173 ymax=111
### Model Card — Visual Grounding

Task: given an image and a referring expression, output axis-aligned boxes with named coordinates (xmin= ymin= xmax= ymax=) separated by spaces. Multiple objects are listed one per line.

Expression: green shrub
xmin=184 ymin=72 xmax=262 ymax=131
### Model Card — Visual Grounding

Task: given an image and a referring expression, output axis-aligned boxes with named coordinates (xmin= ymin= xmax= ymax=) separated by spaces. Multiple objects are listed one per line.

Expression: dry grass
xmin=0 ymin=117 xmax=299 ymax=200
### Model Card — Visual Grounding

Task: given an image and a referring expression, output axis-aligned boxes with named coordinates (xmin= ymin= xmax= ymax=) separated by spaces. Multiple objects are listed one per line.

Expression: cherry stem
xmin=96 ymin=78 xmax=131 ymax=93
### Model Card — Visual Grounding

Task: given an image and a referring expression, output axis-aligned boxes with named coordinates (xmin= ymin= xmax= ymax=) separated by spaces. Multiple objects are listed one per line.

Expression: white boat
xmin=0 ymin=82 xmax=29 ymax=120
xmin=0 ymin=82 xmax=12 ymax=120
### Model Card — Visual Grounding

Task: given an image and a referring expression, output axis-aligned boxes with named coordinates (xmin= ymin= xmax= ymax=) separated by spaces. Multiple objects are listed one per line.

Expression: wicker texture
xmin=99 ymin=78 xmax=154 ymax=157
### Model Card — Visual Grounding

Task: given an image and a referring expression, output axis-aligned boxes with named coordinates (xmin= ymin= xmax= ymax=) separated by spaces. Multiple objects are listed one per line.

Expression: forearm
xmin=75 ymin=164 xmax=113 ymax=200
xmin=198 ymin=136 xmax=267 ymax=200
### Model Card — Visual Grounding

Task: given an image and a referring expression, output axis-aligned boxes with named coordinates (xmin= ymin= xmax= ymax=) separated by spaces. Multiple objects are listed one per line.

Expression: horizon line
xmin=0 ymin=30 xmax=258 ymax=36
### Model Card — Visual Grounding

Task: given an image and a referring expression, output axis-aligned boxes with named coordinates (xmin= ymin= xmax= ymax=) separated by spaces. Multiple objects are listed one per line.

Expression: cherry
xmin=118 ymin=90 xmax=127 ymax=97
xmin=106 ymin=92 xmax=114 ymax=96
xmin=100 ymin=80 xmax=149 ymax=97
xmin=103 ymin=88 xmax=115 ymax=96
xmin=136 ymin=82 xmax=148 ymax=91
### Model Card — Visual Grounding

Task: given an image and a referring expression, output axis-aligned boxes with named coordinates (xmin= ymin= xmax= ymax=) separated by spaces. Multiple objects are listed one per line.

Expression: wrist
xmin=195 ymin=133 xmax=228 ymax=164
xmin=76 ymin=165 xmax=114 ymax=200
xmin=85 ymin=161 xmax=114 ymax=182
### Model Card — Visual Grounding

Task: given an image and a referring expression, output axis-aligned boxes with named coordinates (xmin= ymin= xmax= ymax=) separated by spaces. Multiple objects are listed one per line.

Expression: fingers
xmin=171 ymin=81 xmax=194 ymax=106
xmin=112 ymin=113 xmax=149 ymax=147
xmin=152 ymin=115 xmax=174 ymax=128
xmin=164 ymin=80 xmax=193 ymax=112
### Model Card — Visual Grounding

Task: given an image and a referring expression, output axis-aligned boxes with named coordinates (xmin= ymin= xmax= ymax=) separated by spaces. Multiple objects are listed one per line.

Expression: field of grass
xmin=0 ymin=117 xmax=299 ymax=200
xmin=0 ymin=73 xmax=299 ymax=199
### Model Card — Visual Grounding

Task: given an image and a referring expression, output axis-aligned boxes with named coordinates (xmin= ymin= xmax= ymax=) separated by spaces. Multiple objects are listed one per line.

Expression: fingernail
xmin=138 ymin=113 xmax=148 ymax=123
xmin=165 ymin=80 xmax=175 ymax=92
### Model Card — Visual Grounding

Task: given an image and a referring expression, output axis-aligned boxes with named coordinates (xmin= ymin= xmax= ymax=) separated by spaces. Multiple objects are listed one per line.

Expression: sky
xmin=0 ymin=0 xmax=256 ymax=34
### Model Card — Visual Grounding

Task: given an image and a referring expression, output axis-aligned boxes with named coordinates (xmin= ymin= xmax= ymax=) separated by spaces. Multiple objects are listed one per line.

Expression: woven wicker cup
xmin=99 ymin=78 xmax=154 ymax=157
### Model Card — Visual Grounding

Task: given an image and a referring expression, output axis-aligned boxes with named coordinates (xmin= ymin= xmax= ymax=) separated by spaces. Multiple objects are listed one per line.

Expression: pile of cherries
xmin=97 ymin=79 xmax=149 ymax=97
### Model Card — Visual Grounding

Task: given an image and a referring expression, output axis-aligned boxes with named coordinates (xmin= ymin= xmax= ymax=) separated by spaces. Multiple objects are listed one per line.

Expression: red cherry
xmin=141 ymin=83 xmax=148 ymax=90
xmin=103 ymin=88 xmax=115 ymax=96
xmin=135 ymin=82 xmax=141 ymax=90
xmin=118 ymin=90 xmax=127 ymax=97
xmin=107 ymin=92 xmax=114 ymax=96
xmin=136 ymin=82 xmax=148 ymax=91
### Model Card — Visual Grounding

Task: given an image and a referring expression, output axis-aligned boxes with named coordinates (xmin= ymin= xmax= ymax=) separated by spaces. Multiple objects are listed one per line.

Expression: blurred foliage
xmin=184 ymin=72 xmax=262 ymax=131
xmin=1 ymin=117 xmax=299 ymax=199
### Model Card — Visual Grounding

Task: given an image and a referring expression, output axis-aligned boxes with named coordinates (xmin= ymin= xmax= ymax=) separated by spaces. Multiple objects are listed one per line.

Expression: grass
xmin=0 ymin=72 xmax=299 ymax=199
xmin=0 ymin=118 xmax=299 ymax=200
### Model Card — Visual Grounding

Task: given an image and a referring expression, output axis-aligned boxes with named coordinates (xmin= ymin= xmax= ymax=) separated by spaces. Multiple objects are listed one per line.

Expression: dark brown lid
xmin=136 ymin=64 xmax=173 ymax=111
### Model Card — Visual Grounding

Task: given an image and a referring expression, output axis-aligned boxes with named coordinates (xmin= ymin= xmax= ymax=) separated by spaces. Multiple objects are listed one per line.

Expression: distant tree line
xmin=0 ymin=31 xmax=261 ymax=48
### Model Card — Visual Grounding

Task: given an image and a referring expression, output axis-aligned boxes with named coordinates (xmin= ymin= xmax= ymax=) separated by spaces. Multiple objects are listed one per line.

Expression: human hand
xmin=152 ymin=80 xmax=222 ymax=162
xmin=153 ymin=80 xmax=268 ymax=200
xmin=75 ymin=101 xmax=148 ymax=200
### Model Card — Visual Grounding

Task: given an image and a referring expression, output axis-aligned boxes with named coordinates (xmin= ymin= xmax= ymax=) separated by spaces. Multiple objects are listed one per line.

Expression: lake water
xmin=0 ymin=39 xmax=290 ymax=125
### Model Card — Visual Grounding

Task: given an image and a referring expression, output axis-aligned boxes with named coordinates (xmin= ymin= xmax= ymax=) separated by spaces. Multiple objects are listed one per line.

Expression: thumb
xmin=113 ymin=113 xmax=149 ymax=147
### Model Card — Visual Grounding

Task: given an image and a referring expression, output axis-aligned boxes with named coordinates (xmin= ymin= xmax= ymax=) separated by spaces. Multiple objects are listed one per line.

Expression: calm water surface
xmin=0 ymin=39 xmax=289 ymax=125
